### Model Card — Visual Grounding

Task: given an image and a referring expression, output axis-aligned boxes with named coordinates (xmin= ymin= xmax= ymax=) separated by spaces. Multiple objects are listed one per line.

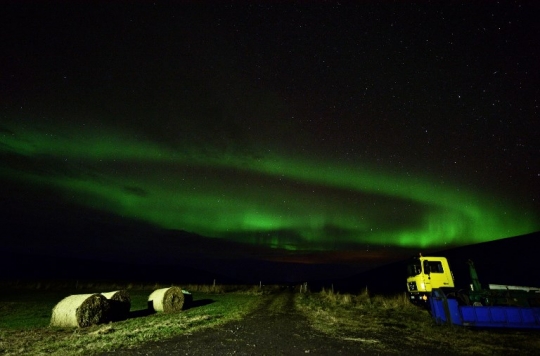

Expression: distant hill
xmin=0 ymin=250 xmax=244 ymax=286
xmin=0 ymin=196 xmax=379 ymax=284
xmin=321 ymin=231 xmax=540 ymax=295
xmin=2 ymin=194 xmax=538 ymax=287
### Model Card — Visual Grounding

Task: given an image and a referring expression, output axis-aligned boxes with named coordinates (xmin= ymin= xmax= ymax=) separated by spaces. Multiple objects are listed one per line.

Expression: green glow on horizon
xmin=1 ymin=122 xmax=538 ymax=250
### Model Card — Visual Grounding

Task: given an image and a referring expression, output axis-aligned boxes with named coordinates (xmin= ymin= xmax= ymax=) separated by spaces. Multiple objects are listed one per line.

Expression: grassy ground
xmin=295 ymin=288 xmax=540 ymax=355
xmin=4 ymin=282 xmax=540 ymax=355
xmin=0 ymin=283 xmax=267 ymax=355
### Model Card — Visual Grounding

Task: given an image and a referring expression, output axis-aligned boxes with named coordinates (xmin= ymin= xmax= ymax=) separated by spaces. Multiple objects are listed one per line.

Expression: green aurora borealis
xmin=1 ymin=121 xmax=537 ymax=252
xmin=1 ymin=1 xmax=539 ymax=275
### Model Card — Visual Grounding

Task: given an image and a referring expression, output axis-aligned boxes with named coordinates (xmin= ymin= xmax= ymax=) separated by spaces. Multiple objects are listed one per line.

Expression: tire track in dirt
xmin=101 ymin=291 xmax=374 ymax=355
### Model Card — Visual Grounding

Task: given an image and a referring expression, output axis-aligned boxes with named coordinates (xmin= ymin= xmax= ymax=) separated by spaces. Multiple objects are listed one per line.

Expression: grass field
xmin=295 ymin=288 xmax=540 ymax=355
xmin=3 ymin=282 xmax=540 ymax=355
xmin=0 ymin=282 xmax=266 ymax=355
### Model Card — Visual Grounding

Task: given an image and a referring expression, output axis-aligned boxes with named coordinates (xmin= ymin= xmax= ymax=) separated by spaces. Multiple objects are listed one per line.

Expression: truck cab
xmin=407 ymin=255 xmax=454 ymax=305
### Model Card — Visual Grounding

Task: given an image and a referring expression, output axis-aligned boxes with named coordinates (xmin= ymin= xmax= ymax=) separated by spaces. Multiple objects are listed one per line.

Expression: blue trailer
xmin=429 ymin=288 xmax=540 ymax=329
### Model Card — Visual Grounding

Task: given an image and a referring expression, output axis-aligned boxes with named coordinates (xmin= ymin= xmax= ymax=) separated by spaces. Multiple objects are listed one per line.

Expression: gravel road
xmin=101 ymin=291 xmax=374 ymax=355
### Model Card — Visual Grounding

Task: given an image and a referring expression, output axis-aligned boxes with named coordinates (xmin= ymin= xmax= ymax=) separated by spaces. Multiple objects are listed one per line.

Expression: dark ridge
xmin=314 ymin=231 xmax=540 ymax=295
xmin=0 ymin=250 xmax=242 ymax=286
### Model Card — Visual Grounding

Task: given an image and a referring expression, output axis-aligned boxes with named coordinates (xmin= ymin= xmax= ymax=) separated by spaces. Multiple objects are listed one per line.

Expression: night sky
xmin=1 ymin=2 xmax=539 ymax=280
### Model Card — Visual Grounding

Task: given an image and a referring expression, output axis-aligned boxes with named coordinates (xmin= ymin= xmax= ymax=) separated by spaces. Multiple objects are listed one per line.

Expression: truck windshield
xmin=425 ymin=261 xmax=444 ymax=273
xmin=407 ymin=260 xmax=422 ymax=277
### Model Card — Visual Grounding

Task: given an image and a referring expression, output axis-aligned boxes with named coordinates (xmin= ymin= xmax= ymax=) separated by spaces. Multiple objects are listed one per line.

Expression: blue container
xmin=429 ymin=289 xmax=540 ymax=329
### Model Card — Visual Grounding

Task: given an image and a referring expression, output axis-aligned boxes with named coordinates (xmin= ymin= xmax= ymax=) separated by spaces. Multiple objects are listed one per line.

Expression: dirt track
xmin=101 ymin=291 xmax=373 ymax=355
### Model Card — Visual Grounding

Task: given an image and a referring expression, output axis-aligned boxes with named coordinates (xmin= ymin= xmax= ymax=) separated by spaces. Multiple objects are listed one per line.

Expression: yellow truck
xmin=406 ymin=254 xmax=455 ymax=305
xmin=407 ymin=254 xmax=540 ymax=307
xmin=408 ymin=254 xmax=540 ymax=328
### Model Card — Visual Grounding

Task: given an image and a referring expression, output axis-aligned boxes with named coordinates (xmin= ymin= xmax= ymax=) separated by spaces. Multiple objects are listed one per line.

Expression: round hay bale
xmin=102 ymin=290 xmax=131 ymax=321
xmin=148 ymin=286 xmax=184 ymax=313
xmin=50 ymin=293 xmax=110 ymax=328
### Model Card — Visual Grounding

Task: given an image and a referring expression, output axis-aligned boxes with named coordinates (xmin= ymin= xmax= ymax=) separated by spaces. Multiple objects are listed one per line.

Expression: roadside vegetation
xmin=0 ymin=281 xmax=270 ymax=355
xmin=295 ymin=287 xmax=540 ymax=355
